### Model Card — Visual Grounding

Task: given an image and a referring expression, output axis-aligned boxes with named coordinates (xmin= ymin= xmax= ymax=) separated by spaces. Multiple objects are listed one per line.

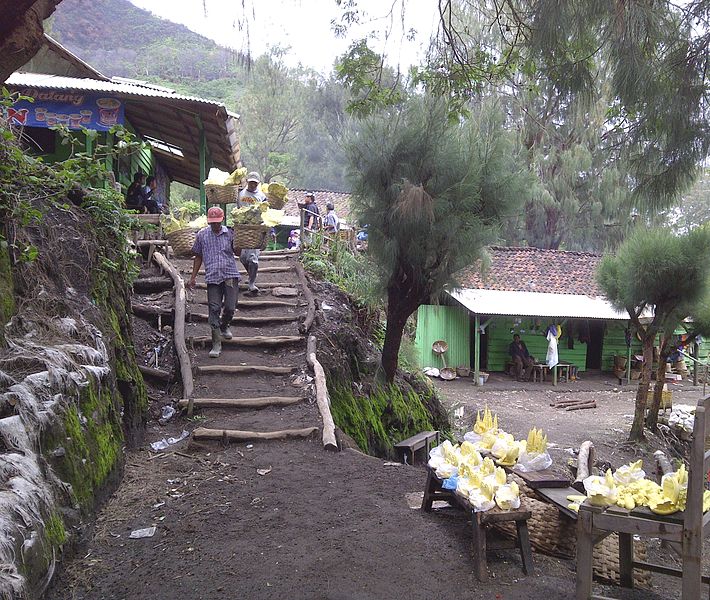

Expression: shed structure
xmin=415 ymin=246 xmax=647 ymax=385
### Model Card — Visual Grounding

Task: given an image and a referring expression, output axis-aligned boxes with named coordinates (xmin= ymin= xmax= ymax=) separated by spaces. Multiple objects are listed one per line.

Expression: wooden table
xmin=422 ymin=467 xmax=534 ymax=580
xmin=532 ymin=363 xmax=549 ymax=382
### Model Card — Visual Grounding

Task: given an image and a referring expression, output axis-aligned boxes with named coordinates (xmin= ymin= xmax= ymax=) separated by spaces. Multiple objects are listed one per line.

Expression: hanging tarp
xmin=9 ymin=89 xmax=124 ymax=130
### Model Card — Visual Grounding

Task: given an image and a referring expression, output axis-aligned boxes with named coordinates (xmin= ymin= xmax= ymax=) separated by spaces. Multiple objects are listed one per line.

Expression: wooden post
xmin=693 ymin=342 xmax=699 ymax=387
xmin=152 ymin=252 xmax=194 ymax=414
xmin=85 ymin=130 xmax=93 ymax=156
xmin=198 ymin=123 xmax=207 ymax=215
xmin=105 ymin=131 xmax=114 ymax=185
xmin=306 ymin=336 xmax=338 ymax=451
xmin=553 ymin=364 xmax=558 ymax=386
xmin=474 ymin=314 xmax=480 ymax=386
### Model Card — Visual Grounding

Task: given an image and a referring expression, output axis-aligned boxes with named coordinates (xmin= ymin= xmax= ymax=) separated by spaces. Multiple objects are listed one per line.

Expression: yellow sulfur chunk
xmin=567 ymin=494 xmax=587 ymax=503
xmin=703 ymin=491 xmax=710 ymax=513
xmin=568 ymin=502 xmax=581 ymax=512
xmin=480 ymin=457 xmax=496 ymax=477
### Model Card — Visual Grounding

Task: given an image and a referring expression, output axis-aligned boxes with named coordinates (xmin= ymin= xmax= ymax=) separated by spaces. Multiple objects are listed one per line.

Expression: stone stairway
xmin=172 ymin=250 xmax=321 ymax=444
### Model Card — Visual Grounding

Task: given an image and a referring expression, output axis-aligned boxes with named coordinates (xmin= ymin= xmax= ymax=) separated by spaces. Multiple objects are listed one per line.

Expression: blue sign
xmin=9 ymin=89 xmax=125 ymax=131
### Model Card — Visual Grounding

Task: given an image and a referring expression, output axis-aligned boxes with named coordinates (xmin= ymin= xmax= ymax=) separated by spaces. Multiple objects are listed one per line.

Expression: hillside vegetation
xmin=48 ymin=0 xmax=353 ymax=191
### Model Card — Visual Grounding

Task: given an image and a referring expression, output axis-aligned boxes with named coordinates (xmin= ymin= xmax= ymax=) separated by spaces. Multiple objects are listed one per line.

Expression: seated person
xmin=509 ymin=334 xmax=534 ymax=381
xmin=125 ymin=172 xmax=147 ymax=212
xmin=142 ymin=175 xmax=161 ymax=214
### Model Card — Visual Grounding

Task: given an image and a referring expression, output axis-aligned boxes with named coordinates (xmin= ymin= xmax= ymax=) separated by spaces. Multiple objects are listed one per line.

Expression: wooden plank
xmin=593 ymin=512 xmax=683 ymax=542
xmin=194 ymin=281 xmax=301 ymax=289
xmin=188 ymin=312 xmax=300 ymax=324
xmin=575 ymin=508 xmax=595 ymax=600
xmin=195 ymin=298 xmax=299 ymax=308
xmin=534 ymin=486 xmax=580 ymax=521
xmin=193 ymin=426 xmax=318 ymax=442
xmin=394 ymin=431 xmax=438 ymax=448
xmin=189 ymin=335 xmax=304 ymax=347
xmin=196 ymin=364 xmax=296 ymax=375
xmin=177 ymin=396 xmax=303 ymax=409
xmin=515 ymin=468 xmax=571 ymax=489
xmin=480 ymin=509 xmax=532 ymax=524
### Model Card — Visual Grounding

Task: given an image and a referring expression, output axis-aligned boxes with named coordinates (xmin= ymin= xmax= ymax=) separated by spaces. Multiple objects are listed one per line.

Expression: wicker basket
xmin=266 ymin=193 xmax=288 ymax=210
xmin=205 ymin=184 xmax=239 ymax=204
xmin=166 ymin=228 xmax=197 ymax=257
xmin=456 ymin=366 xmax=471 ymax=377
xmin=233 ymin=224 xmax=269 ymax=251
xmin=494 ymin=495 xmax=651 ymax=588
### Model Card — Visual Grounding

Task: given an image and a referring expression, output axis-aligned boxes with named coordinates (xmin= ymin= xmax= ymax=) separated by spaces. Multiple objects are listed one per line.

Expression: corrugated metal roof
xmin=6 ymin=73 xmax=226 ymax=107
xmin=448 ymin=288 xmax=629 ymax=320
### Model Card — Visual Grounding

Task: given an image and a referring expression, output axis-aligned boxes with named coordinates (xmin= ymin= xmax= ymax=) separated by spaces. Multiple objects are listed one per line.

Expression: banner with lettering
xmin=8 ymin=89 xmax=125 ymax=131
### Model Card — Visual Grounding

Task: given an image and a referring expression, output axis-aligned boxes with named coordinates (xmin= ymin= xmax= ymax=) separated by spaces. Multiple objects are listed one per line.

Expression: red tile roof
xmin=284 ymin=189 xmax=353 ymax=223
xmin=457 ymin=246 xmax=603 ymax=296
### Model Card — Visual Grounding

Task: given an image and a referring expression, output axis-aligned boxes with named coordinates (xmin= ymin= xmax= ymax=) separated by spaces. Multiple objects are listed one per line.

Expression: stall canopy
xmin=447 ymin=246 xmax=627 ymax=319
xmin=5 ymin=72 xmax=240 ymax=188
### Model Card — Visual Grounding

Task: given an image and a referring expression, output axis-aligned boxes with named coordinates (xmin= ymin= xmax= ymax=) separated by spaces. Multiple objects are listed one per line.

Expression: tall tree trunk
xmin=646 ymin=334 xmax=670 ymax=431
xmin=629 ymin=334 xmax=653 ymax=441
xmin=380 ymin=285 xmax=418 ymax=384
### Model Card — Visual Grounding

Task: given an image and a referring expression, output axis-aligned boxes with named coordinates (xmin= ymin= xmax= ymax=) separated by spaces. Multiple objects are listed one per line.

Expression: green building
xmin=6 ymin=35 xmax=240 ymax=211
xmin=415 ymin=246 xmax=650 ymax=384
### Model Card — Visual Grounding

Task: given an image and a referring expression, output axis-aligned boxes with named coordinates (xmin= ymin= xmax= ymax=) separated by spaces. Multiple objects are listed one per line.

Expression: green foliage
xmin=597 ymin=227 xmax=710 ymax=321
xmin=301 ymin=235 xmax=381 ymax=310
xmin=43 ymin=513 xmax=67 ymax=547
xmin=335 ymin=39 xmax=405 ymax=116
xmin=328 ymin=381 xmax=436 ymax=456
xmin=346 ymin=96 xmax=532 ymax=380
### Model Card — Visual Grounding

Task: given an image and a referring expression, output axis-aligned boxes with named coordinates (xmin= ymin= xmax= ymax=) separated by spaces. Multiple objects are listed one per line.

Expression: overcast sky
xmin=129 ymin=0 xmax=439 ymax=74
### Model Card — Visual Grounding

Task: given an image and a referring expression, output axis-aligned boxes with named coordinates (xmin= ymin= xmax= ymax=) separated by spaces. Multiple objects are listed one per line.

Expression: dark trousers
xmin=513 ymin=355 xmax=534 ymax=381
xmin=207 ymin=278 xmax=238 ymax=330
xmin=240 ymin=249 xmax=260 ymax=286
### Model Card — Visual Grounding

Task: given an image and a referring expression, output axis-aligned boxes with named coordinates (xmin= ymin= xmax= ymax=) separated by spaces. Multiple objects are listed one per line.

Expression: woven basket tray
xmin=266 ymin=193 xmax=288 ymax=210
xmin=233 ymin=224 xmax=269 ymax=251
xmin=166 ymin=228 xmax=197 ymax=257
xmin=494 ymin=494 xmax=651 ymax=588
xmin=205 ymin=184 xmax=239 ymax=204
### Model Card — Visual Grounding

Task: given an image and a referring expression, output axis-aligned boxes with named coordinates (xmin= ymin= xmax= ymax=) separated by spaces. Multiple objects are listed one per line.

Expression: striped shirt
xmin=191 ymin=226 xmax=240 ymax=284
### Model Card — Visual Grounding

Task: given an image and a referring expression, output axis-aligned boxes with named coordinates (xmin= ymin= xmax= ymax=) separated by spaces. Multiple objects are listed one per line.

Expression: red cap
xmin=206 ymin=206 xmax=224 ymax=223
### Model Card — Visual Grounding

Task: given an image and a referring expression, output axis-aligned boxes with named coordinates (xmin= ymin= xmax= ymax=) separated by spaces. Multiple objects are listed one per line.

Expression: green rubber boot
xmin=208 ymin=328 xmax=222 ymax=358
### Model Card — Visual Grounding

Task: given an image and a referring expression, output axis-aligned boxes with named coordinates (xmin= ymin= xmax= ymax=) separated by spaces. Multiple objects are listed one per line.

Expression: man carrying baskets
xmin=238 ymin=171 xmax=267 ymax=294
xmin=187 ymin=206 xmax=240 ymax=359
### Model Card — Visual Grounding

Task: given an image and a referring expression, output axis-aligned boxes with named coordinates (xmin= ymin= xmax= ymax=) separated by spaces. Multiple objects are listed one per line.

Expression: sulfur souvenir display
xmin=427 ymin=409 xmax=554 ymax=513
xmin=562 ymin=460 xmax=710 ymax=516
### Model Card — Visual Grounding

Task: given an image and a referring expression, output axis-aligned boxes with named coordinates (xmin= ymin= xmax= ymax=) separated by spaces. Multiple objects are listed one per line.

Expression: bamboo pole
xmin=307 ymin=335 xmax=338 ymax=451
xmin=152 ymin=251 xmax=195 ymax=415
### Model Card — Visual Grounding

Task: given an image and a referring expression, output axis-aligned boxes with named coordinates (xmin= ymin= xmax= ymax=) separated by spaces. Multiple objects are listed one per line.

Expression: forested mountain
xmin=47 ymin=0 xmax=353 ymax=191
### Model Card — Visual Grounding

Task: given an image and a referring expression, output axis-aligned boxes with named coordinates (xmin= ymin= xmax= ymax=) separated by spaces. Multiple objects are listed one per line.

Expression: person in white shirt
xmin=324 ymin=202 xmax=340 ymax=234
xmin=237 ymin=171 xmax=267 ymax=293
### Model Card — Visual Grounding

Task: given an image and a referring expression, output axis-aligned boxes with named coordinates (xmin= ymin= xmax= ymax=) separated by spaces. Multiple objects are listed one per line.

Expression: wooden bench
xmin=422 ymin=467 xmax=534 ymax=580
xmin=576 ymin=394 xmax=710 ymax=599
xmin=394 ymin=430 xmax=439 ymax=466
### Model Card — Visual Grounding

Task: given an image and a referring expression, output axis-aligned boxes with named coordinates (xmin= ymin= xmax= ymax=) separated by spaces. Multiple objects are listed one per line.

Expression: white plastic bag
xmin=514 ymin=451 xmax=553 ymax=473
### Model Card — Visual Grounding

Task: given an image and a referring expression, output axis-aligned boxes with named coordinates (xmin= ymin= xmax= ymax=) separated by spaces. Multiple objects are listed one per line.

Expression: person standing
xmin=187 ymin=206 xmax=240 ymax=358
xmin=323 ymin=201 xmax=340 ymax=234
xmin=298 ymin=192 xmax=320 ymax=231
xmin=238 ymin=171 xmax=267 ymax=294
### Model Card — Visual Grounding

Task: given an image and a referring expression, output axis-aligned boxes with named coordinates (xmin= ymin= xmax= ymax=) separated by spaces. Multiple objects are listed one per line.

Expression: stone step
xmin=196 ymin=364 xmax=298 ymax=375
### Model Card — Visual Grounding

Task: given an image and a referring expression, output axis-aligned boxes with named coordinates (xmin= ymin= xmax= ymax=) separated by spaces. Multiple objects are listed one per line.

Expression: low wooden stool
xmin=422 ymin=468 xmax=534 ymax=580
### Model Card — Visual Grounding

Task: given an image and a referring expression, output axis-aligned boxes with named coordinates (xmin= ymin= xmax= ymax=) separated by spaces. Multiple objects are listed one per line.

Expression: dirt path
xmin=46 ymin=265 xmax=696 ymax=599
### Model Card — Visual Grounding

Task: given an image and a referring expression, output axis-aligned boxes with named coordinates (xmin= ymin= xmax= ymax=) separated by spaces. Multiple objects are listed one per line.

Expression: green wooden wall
xmin=415 ymin=305 xmax=470 ymax=369
xmin=601 ymin=322 xmax=642 ymax=371
xmin=485 ymin=318 xmax=589 ymax=372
